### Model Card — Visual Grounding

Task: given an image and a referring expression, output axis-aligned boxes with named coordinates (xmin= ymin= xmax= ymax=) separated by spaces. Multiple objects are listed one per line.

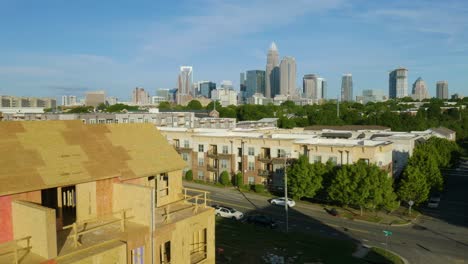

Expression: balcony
xmin=257 ymin=154 xmax=272 ymax=163
xmin=206 ymin=164 xmax=218 ymax=172
xmin=0 ymin=236 xmax=45 ymax=264
xmin=207 ymin=150 xmax=218 ymax=158
xmin=257 ymin=169 xmax=271 ymax=177
xmin=176 ymin=146 xmax=192 ymax=153
xmin=272 ymin=156 xmax=287 ymax=164
xmin=154 ymin=188 xmax=210 ymax=228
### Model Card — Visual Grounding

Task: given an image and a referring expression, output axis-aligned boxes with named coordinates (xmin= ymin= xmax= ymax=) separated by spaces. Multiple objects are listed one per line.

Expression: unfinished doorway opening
xmin=41 ymin=188 xmax=58 ymax=210
xmin=61 ymin=185 xmax=76 ymax=226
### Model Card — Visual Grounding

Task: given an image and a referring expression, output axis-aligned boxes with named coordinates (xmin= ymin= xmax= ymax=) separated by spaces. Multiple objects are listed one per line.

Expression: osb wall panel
xmin=0 ymin=191 xmax=41 ymax=243
xmin=54 ymin=240 xmax=126 ymax=264
xmin=96 ymin=178 xmax=115 ymax=217
xmin=0 ymin=121 xmax=186 ymax=196
xmin=75 ymin=182 xmax=97 ymax=222
xmin=113 ymin=183 xmax=154 ymax=226
xmin=12 ymin=200 xmax=57 ymax=259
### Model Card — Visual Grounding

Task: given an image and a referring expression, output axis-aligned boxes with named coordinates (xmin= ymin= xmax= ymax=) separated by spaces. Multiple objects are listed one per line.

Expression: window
xmin=198 ymin=157 xmax=204 ymax=166
xmin=328 ymin=156 xmax=337 ymax=165
xmin=115 ymin=119 xmax=119 ymax=124
xmin=159 ymin=173 xmax=169 ymax=197
xmin=144 ymin=119 xmax=149 ymax=123
xmin=184 ymin=140 xmax=190 ymax=148
xmin=198 ymin=171 xmax=204 ymax=180
xmin=238 ymin=148 xmax=242 ymax=156
xmin=137 ymin=118 xmax=143 ymax=123
xmin=220 ymin=159 xmax=228 ymax=169
xmin=191 ymin=229 xmax=207 ymax=262
xmin=106 ymin=119 xmax=113 ymax=124
xmin=98 ymin=119 xmax=105 ymax=124
xmin=198 ymin=144 xmax=204 ymax=152
xmin=89 ymin=119 xmax=96 ymax=124
xmin=123 ymin=118 xmax=128 ymax=123
xmin=129 ymin=118 xmax=135 ymax=123
xmin=313 ymin=156 xmax=322 ymax=164
xmin=248 ymin=147 xmax=255 ymax=156
xmin=222 ymin=146 xmax=229 ymax=154
xmin=160 ymin=241 xmax=171 ymax=264
xmin=359 ymin=159 xmax=370 ymax=165
xmin=132 ymin=246 xmax=144 ymax=264
xmin=182 ymin=153 xmax=189 ymax=161
xmin=248 ymin=176 xmax=255 ymax=185
xmin=277 ymin=149 xmax=285 ymax=158
xmin=248 ymin=161 xmax=255 ymax=171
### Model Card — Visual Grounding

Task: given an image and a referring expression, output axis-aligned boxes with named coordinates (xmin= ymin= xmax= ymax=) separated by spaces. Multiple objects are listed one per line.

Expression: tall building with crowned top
xmin=265 ymin=42 xmax=279 ymax=98
xmin=177 ymin=66 xmax=193 ymax=105
xmin=411 ymin=77 xmax=429 ymax=100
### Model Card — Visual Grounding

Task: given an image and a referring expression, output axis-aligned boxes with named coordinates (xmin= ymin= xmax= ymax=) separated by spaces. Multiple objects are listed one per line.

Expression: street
xmin=185 ymin=164 xmax=468 ymax=264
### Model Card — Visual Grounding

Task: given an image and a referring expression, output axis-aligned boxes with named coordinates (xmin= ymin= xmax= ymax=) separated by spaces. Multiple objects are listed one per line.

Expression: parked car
xmin=244 ymin=214 xmax=277 ymax=228
xmin=427 ymin=199 xmax=440 ymax=208
xmin=270 ymin=197 xmax=296 ymax=207
xmin=430 ymin=193 xmax=441 ymax=202
xmin=212 ymin=205 xmax=244 ymax=220
xmin=328 ymin=208 xmax=339 ymax=217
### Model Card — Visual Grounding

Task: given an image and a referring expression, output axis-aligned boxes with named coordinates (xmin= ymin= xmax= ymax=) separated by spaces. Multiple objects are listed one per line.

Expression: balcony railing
xmin=207 ymin=150 xmax=218 ymax=158
xmin=206 ymin=164 xmax=218 ymax=171
xmin=257 ymin=169 xmax=271 ymax=177
xmin=0 ymin=236 xmax=32 ymax=264
xmin=63 ymin=208 xmax=133 ymax=248
xmin=161 ymin=188 xmax=209 ymax=224
xmin=257 ymin=154 xmax=272 ymax=163
xmin=175 ymin=146 xmax=192 ymax=153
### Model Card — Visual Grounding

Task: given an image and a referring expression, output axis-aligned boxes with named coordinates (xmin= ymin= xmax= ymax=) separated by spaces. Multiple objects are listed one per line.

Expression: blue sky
xmin=0 ymin=0 xmax=467 ymax=101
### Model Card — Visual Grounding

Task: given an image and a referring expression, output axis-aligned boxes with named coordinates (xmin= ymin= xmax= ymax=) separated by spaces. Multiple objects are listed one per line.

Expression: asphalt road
xmin=185 ymin=165 xmax=468 ymax=264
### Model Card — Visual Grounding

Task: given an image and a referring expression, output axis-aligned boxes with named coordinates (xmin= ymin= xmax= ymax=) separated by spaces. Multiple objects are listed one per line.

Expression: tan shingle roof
xmin=0 ymin=121 xmax=185 ymax=196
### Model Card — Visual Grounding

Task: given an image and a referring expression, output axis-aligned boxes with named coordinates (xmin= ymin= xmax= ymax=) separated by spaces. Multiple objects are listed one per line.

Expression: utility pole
xmin=284 ymin=154 xmax=290 ymax=233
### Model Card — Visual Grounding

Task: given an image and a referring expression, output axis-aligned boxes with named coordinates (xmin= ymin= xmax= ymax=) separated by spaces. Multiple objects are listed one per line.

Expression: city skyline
xmin=0 ymin=1 xmax=467 ymax=100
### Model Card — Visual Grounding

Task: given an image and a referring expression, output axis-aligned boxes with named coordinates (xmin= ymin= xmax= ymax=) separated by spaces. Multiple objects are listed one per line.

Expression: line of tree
xmin=286 ymin=137 xmax=459 ymax=212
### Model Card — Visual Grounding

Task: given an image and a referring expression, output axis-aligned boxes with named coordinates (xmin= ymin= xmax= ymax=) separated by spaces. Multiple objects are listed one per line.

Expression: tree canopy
xmin=287 ymin=155 xmax=324 ymax=200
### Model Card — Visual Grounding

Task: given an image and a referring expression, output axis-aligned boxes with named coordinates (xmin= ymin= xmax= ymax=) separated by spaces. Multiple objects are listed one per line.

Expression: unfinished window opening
xmin=132 ymin=246 xmax=144 ymax=264
xmin=61 ymin=185 xmax=77 ymax=226
xmin=190 ymin=228 xmax=207 ymax=263
xmin=159 ymin=173 xmax=169 ymax=197
xmin=160 ymin=241 xmax=171 ymax=264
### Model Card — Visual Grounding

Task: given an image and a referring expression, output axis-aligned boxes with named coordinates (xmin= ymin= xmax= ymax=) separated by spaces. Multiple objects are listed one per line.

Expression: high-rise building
xmin=240 ymin=73 xmax=247 ymax=102
xmin=132 ymin=87 xmax=150 ymax=105
xmin=62 ymin=95 xmax=69 ymax=106
xmin=341 ymin=74 xmax=353 ymax=102
xmin=106 ymin=96 xmax=118 ymax=105
xmin=303 ymin=74 xmax=326 ymax=101
xmin=220 ymin=80 xmax=233 ymax=90
xmin=69 ymin=96 xmax=77 ymax=106
xmin=389 ymin=67 xmax=408 ymax=99
xmin=436 ymin=81 xmax=449 ymax=99
xmin=211 ymin=88 xmax=238 ymax=106
xmin=265 ymin=42 xmax=280 ymax=98
xmin=411 ymin=77 xmax=429 ymax=101
xmin=156 ymin=88 xmax=171 ymax=102
xmin=356 ymin=89 xmax=387 ymax=104
xmin=279 ymin=56 xmax=296 ymax=96
xmin=199 ymin=81 xmax=216 ymax=98
xmin=245 ymin=70 xmax=266 ymax=99
xmin=177 ymin=66 xmax=193 ymax=104
xmin=85 ymin=91 xmax=106 ymax=107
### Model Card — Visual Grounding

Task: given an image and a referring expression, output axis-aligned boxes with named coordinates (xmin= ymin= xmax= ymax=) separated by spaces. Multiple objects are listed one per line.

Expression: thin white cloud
xmin=141 ymin=0 xmax=345 ymax=59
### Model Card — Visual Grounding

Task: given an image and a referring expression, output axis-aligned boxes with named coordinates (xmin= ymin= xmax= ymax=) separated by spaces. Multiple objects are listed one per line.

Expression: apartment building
xmin=0 ymin=112 xmax=236 ymax=129
xmin=0 ymin=121 xmax=215 ymax=264
xmin=0 ymin=95 xmax=57 ymax=108
xmin=159 ymin=128 xmax=394 ymax=189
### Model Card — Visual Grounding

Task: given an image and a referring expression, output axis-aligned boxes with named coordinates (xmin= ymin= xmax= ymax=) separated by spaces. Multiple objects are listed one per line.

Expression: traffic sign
xmin=408 ymin=200 xmax=414 ymax=206
xmin=383 ymin=230 xmax=393 ymax=237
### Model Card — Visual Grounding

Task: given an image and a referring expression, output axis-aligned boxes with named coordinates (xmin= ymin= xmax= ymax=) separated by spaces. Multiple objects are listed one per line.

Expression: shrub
xmin=220 ymin=171 xmax=230 ymax=186
xmin=254 ymin=184 xmax=265 ymax=193
xmin=233 ymin=172 xmax=244 ymax=187
xmin=185 ymin=170 xmax=193 ymax=181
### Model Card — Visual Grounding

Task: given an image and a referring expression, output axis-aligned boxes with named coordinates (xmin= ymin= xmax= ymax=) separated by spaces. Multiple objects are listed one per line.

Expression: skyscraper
xmin=177 ymin=66 xmax=193 ymax=104
xmin=279 ymin=56 xmax=296 ymax=96
xmin=436 ymin=81 xmax=449 ymax=99
xmin=341 ymin=74 xmax=353 ymax=102
xmin=411 ymin=77 xmax=429 ymax=101
xmin=199 ymin=81 xmax=216 ymax=98
xmin=265 ymin=42 xmax=279 ymax=98
xmin=389 ymin=67 xmax=408 ymax=99
xmin=240 ymin=72 xmax=247 ymax=102
xmin=132 ymin=87 xmax=150 ymax=105
xmin=245 ymin=70 xmax=266 ymax=99
xmin=303 ymin=74 xmax=327 ymax=101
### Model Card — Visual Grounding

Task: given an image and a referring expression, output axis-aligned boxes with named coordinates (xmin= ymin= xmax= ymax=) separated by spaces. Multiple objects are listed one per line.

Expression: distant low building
xmin=85 ymin=91 xmax=105 ymax=107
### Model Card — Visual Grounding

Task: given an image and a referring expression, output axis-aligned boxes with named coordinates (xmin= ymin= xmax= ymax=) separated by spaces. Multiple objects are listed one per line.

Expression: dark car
xmin=326 ymin=208 xmax=339 ymax=217
xmin=244 ymin=214 xmax=277 ymax=228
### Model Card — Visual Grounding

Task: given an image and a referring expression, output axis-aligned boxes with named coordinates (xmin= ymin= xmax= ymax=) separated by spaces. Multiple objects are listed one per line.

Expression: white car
xmin=212 ymin=205 xmax=244 ymax=220
xmin=270 ymin=197 xmax=296 ymax=207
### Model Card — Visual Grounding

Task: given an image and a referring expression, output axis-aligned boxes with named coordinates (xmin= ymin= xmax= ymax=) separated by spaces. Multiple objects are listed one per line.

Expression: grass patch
xmin=364 ymin=247 xmax=405 ymax=264
xmin=216 ymin=217 xmax=367 ymax=264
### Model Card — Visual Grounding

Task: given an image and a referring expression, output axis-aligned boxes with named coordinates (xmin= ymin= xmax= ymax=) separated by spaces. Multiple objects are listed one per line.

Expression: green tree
xmin=233 ymin=172 xmax=244 ymax=187
xmin=185 ymin=170 xmax=193 ymax=181
xmin=68 ymin=106 xmax=93 ymax=113
xmin=397 ymin=166 xmax=430 ymax=205
xmin=106 ymin=103 xmax=139 ymax=112
xmin=157 ymin=101 xmax=171 ymax=110
xmin=287 ymin=155 xmax=323 ymax=200
xmin=409 ymin=148 xmax=443 ymax=191
xmin=220 ymin=171 xmax=230 ymax=186
xmin=96 ymin=103 xmax=107 ymax=111
xmin=186 ymin=100 xmax=203 ymax=110
xmin=328 ymin=161 xmax=397 ymax=215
